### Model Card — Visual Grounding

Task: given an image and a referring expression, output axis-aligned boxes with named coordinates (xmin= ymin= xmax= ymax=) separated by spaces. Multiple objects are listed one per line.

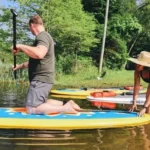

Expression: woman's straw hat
xmin=128 ymin=51 xmax=150 ymax=67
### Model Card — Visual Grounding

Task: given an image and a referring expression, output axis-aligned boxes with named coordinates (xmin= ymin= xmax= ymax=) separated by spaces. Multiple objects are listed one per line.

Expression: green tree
xmin=8 ymin=0 xmax=98 ymax=74
xmin=41 ymin=0 xmax=98 ymax=73
xmin=0 ymin=4 xmax=30 ymax=64
xmin=130 ymin=0 xmax=150 ymax=55
xmin=106 ymin=13 xmax=142 ymax=69
xmin=82 ymin=0 xmax=142 ymax=69
xmin=0 ymin=7 xmax=13 ymax=63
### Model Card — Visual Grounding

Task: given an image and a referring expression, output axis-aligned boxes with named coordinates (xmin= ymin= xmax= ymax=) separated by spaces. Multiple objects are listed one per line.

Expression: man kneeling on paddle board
xmin=128 ymin=51 xmax=150 ymax=116
xmin=11 ymin=14 xmax=81 ymax=114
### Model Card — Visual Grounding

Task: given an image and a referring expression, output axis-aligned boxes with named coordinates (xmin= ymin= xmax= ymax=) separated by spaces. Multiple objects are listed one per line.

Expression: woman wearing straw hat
xmin=128 ymin=51 xmax=150 ymax=116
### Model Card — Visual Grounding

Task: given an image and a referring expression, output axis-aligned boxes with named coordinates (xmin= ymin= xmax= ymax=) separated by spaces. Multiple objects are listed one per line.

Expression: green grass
xmin=0 ymin=61 xmax=147 ymax=89
xmin=54 ymin=67 xmax=147 ymax=88
xmin=0 ymin=61 xmax=28 ymax=84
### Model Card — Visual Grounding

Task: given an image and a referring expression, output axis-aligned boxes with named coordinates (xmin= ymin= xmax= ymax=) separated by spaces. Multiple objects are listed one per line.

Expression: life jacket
xmin=140 ymin=67 xmax=150 ymax=83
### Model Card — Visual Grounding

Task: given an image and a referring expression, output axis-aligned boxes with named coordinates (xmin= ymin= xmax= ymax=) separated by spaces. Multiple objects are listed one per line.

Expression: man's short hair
xmin=29 ymin=15 xmax=43 ymax=25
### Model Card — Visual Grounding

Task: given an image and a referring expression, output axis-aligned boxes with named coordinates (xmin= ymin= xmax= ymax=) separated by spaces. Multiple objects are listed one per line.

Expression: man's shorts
xmin=26 ymin=80 xmax=53 ymax=107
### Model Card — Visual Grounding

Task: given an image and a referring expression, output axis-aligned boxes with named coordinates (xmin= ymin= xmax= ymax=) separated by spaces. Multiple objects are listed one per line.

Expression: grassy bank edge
xmin=54 ymin=69 xmax=147 ymax=89
xmin=0 ymin=62 xmax=147 ymax=89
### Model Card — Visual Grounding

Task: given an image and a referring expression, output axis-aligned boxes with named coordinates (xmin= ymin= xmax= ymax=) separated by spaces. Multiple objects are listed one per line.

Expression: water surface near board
xmin=0 ymin=83 xmax=149 ymax=150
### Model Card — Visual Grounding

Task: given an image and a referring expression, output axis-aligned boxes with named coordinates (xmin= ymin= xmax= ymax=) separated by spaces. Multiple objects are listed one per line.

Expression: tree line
xmin=0 ymin=0 xmax=150 ymax=74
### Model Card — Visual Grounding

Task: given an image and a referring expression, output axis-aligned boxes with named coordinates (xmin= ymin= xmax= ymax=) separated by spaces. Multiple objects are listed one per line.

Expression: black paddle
xmin=10 ymin=9 xmax=17 ymax=79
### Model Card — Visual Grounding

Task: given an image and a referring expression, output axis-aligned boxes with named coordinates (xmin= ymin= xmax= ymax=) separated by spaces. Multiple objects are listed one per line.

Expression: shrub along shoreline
xmin=0 ymin=62 xmax=147 ymax=89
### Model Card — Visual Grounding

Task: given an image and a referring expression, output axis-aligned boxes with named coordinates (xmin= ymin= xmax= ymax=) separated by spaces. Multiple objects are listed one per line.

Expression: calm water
xmin=0 ymin=83 xmax=150 ymax=150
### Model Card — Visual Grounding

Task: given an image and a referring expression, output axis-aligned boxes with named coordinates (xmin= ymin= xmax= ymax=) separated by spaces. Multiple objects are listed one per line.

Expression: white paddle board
xmin=87 ymin=96 xmax=145 ymax=105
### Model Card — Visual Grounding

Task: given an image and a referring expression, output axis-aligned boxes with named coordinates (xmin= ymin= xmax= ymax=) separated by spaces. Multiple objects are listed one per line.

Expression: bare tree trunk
xmin=128 ymin=35 xmax=139 ymax=56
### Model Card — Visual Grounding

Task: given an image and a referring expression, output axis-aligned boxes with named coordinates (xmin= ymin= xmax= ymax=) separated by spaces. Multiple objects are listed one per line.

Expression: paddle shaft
xmin=11 ymin=9 xmax=17 ymax=79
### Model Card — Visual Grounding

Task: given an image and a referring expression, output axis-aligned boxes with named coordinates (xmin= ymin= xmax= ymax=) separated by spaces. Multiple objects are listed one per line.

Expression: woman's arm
xmin=139 ymin=84 xmax=150 ymax=116
xmin=133 ymin=65 xmax=142 ymax=104
xmin=129 ymin=65 xmax=143 ymax=111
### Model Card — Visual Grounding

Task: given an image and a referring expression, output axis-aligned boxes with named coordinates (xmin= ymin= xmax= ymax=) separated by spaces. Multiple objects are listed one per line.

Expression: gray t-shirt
xmin=28 ymin=31 xmax=55 ymax=83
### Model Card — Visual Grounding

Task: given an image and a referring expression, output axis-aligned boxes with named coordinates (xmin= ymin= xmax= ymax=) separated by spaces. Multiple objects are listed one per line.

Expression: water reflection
xmin=0 ymin=129 xmax=97 ymax=150
xmin=139 ymin=125 xmax=150 ymax=150
xmin=0 ymin=127 xmax=150 ymax=150
xmin=0 ymin=82 xmax=27 ymax=107
xmin=0 ymin=83 xmax=149 ymax=150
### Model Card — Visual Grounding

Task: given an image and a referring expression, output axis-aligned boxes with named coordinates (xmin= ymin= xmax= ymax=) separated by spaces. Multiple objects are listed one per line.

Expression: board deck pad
xmin=0 ymin=108 xmax=138 ymax=119
xmin=0 ymin=108 xmax=150 ymax=130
